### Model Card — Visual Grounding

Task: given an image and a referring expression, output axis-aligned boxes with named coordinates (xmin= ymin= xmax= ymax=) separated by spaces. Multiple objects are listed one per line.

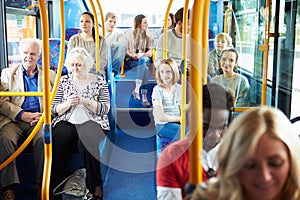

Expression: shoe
xmin=142 ymin=100 xmax=150 ymax=107
xmin=1 ymin=190 xmax=14 ymax=200
xmin=132 ymin=91 xmax=140 ymax=101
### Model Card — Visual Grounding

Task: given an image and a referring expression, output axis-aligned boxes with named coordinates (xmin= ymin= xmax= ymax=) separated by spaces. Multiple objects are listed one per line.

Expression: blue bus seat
xmin=37 ymin=38 xmax=68 ymax=75
xmin=65 ymin=28 xmax=81 ymax=41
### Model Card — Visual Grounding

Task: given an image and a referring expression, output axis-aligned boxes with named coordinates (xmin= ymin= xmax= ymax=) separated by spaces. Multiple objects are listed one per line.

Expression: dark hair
xmin=174 ymin=7 xmax=190 ymax=24
xmin=220 ymin=47 xmax=239 ymax=63
xmin=81 ymin=12 xmax=96 ymax=42
xmin=203 ymin=83 xmax=234 ymax=124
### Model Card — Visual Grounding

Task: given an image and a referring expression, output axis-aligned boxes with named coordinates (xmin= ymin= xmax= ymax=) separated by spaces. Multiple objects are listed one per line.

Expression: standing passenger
xmin=125 ymin=14 xmax=153 ymax=107
xmin=152 ymin=58 xmax=183 ymax=156
xmin=68 ymin=12 xmax=109 ymax=79
xmin=105 ymin=12 xmax=127 ymax=77
xmin=191 ymin=107 xmax=300 ymax=200
xmin=0 ymin=38 xmax=56 ymax=200
xmin=211 ymin=47 xmax=250 ymax=107
xmin=50 ymin=47 xmax=110 ymax=200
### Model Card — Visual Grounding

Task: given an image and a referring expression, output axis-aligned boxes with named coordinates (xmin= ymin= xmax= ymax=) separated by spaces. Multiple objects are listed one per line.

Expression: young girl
xmin=152 ymin=58 xmax=183 ymax=154
xmin=208 ymin=33 xmax=233 ymax=78
xmin=125 ymin=14 xmax=153 ymax=107
xmin=211 ymin=47 xmax=250 ymax=107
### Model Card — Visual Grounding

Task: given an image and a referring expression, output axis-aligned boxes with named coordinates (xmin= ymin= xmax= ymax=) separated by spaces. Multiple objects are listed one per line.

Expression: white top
xmin=152 ymin=84 xmax=182 ymax=125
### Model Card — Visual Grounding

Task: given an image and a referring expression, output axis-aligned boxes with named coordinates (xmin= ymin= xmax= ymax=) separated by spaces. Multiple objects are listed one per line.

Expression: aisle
xmin=103 ymin=127 xmax=157 ymax=200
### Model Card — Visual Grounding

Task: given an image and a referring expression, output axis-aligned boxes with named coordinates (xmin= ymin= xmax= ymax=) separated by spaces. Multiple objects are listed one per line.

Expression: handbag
xmin=53 ymin=168 xmax=88 ymax=200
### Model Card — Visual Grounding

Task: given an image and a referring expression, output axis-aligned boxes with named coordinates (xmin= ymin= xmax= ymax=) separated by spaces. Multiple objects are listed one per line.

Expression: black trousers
xmin=50 ymin=120 xmax=108 ymax=194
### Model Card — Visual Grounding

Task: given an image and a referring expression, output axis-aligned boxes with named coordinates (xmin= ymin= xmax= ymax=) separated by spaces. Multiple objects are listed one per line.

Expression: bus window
xmin=6 ymin=12 xmax=37 ymax=67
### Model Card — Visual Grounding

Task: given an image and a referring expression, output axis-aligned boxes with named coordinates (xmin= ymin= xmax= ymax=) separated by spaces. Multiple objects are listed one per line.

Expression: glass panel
xmin=291 ymin=0 xmax=300 ymax=119
xmin=6 ymin=13 xmax=36 ymax=67
xmin=5 ymin=0 xmax=38 ymax=11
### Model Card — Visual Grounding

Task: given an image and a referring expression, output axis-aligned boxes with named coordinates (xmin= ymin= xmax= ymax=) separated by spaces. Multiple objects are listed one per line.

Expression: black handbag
xmin=53 ymin=168 xmax=88 ymax=200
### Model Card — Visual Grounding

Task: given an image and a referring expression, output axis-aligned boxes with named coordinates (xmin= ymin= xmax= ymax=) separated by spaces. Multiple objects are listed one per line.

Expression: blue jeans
xmin=125 ymin=56 xmax=151 ymax=88
xmin=156 ymin=122 xmax=181 ymax=141
xmin=110 ymin=45 xmax=126 ymax=74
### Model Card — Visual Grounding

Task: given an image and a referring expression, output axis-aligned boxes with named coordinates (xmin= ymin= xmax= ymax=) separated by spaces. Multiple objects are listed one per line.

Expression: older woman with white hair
xmin=50 ymin=47 xmax=110 ymax=199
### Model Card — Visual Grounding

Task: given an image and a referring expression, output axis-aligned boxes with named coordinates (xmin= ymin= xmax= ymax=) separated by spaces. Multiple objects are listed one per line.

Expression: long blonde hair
xmin=192 ymin=107 xmax=300 ymax=200
xmin=155 ymin=58 xmax=179 ymax=86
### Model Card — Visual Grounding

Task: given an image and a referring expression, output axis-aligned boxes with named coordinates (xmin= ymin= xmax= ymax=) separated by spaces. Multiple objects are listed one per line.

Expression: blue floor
xmin=103 ymin=127 xmax=157 ymax=200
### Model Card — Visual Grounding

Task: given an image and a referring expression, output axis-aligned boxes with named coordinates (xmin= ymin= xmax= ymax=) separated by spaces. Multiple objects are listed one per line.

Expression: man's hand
xmin=21 ymin=112 xmax=42 ymax=126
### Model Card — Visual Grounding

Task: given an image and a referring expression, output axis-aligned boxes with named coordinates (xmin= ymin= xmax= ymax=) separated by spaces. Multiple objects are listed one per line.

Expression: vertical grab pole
xmin=88 ymin=0 xmax=100 ymax=72
xmin=261 ymin=0 xmax=271 ymax=105
xmin=180 ymin=1 xmax=189 ymax=139
xmin=95 ymin=0 xmax=105 ymax=37
xmin=38 ymin=1 xmax=51 ymax=200
xmin=186 ymin=0 xmax=210 ymax=194
xmin=163 ymin=0 xmax=173 ymax=58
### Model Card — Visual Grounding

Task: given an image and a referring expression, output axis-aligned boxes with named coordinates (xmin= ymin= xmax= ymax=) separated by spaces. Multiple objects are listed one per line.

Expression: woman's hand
xmin=67 ymin=94 xmax=80 ymax=108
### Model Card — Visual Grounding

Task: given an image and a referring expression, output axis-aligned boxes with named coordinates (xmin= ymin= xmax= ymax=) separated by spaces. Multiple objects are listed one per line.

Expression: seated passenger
xmin=0 ymin=38 xmax=56 ymax=200
xmin=155 ymin=7 xmax=191 ymax=68
xmin=50 ymin=47 xmax=110 ymax=200
xmin=125 ymin=14 xmax=153 ymax=107
xmin=152 ymin=58 xmax=184 ymax=156
xmin=156 ymin=83 xmax=234 ymax=200
xmin=160 ymin=13 xmax=176 ymax=34
xmin=208 ymin=32 xmax=233 ymax=78
xmin=68 ymin=12 xmax=109 ymax=79
xmin=191 ymin=107 xmax=300 ymax=200
xmin=105 ymin=12 xmax=127 ymax=77
xmin=211 ymin=47 xmax=250 ymax=107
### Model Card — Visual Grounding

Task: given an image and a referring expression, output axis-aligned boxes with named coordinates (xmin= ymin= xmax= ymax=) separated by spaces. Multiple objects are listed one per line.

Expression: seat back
xmin=66 ymin=28 xmax=81 ymax=41
xmin=38 ymin=38 xmax=68 ymax=75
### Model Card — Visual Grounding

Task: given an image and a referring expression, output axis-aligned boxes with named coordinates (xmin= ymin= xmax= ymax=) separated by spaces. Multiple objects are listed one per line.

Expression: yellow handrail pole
xmin=0 ymin=115 xmax=44 ymax=170
xmin=95 ymin=0 xmax=105 ymax=37
xmin=0 ymin=0 xmax=65 ymax=177
xmin=202 ymin=0 xmax=209 ymax=83
xmin=39 ymin=0 xmax=52 ymax=199
xmin=224 ymin=8 xmax=232 ymax=34
xmin=163 ymin=0 xmax=173 ymax=58
xmin=260 ymin=0 xmax=271 ymax=105
xmin=88 ymin=0 xmax=100 ymax=72
xmin=0 ymin=92 xmax=44 ymax=97
xmin=188 ymin=0 xmax=209 ymax=187
xmin=180 ymin=1 xmax=189 ymax=140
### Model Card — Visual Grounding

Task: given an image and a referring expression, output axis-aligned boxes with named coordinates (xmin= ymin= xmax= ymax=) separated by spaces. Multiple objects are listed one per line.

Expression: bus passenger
xmin=211 ymin=47 xmax=250 ymax=107
xmin=155 ymin=7 xmax=191 ymax=68
xmin=68 ymin=12 xmax=109 ymax=80
xmin=105 ymin=12 xmax=127 ymax=77
xmin=208 ymin=33 xmax=232 ymax=78
xmin=160 ymin=13 xmax=176 ymax=34
xmin=125 ymin=14 xmax=153 ymax=107
xmin=156 ymin=83 xmax=234 ymax=200
xmin=191 ymin=107 xmax=300 ymax=200
xmin=0 ymin=38 xmax=56 ymax=200
xmin=152 ymin=58 xmax=185 ymax=156
xmin=50 ymin=48 xmax=110 ymax=200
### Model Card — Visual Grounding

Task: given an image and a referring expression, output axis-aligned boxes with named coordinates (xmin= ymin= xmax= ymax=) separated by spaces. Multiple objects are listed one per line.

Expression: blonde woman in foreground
xmin=191 ymin=107 xmax=300 ymax=200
